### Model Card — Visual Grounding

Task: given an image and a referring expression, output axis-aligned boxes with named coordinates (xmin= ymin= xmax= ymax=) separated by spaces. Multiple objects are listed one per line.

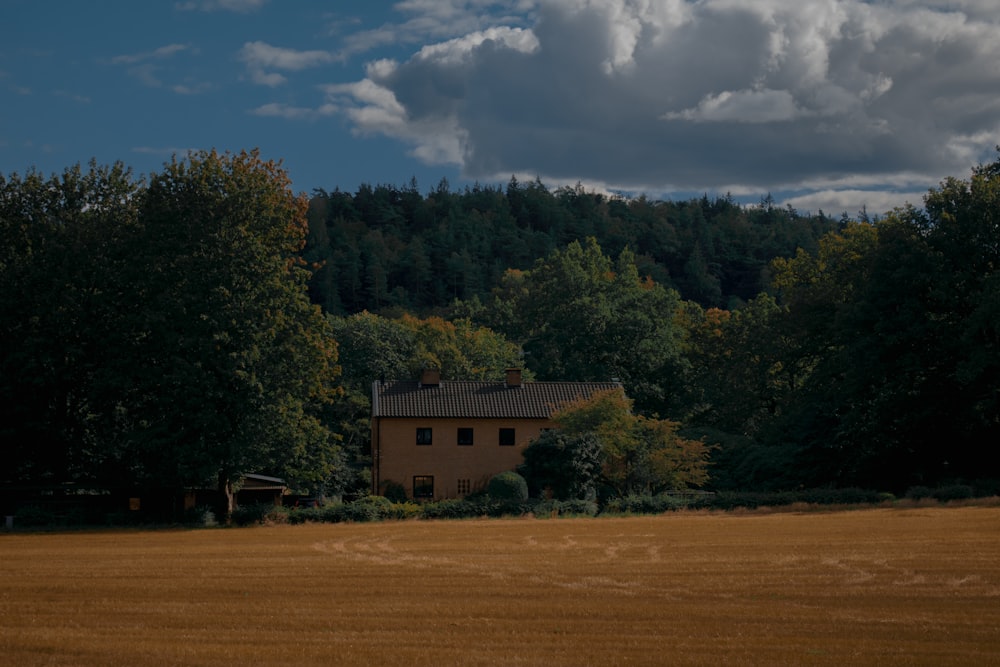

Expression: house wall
xmin=374 ymin=416 xmax=552 ymax=500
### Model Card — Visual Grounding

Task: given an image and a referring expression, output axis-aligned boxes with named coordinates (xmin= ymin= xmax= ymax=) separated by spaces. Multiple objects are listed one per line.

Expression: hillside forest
xmin=2 ymin=149 xmax=998 ymax=509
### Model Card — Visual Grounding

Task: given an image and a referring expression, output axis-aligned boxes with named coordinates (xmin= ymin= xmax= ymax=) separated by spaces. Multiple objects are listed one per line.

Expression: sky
xmin=2 ymin=0 xmax=999 ymax=217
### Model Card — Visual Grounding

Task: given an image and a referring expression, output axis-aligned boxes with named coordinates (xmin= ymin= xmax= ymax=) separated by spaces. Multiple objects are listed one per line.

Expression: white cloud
xmin=109 ymin=44 xmax=208 ymax=94
xmin=324 ymin=0 xmax=1000 ymax=209
xmin=335 ymin=0 xmax=536 ymax=59
xmin=414 ymin=26 xmax=539 ymax=64
xmin=239 ymin=41 xmax=335 ymax=87
xmin=249 ymin=102 xmax=339 ymax=121
xmin=110 ymin=43 xmax=193 ymax=65
xmin=782 ymin=189 xmax=924 ymax=218
xmin=322 ymin=79 xmax=467 ymax=165
xmin=663 ymin=89 xmax=805 ymax=124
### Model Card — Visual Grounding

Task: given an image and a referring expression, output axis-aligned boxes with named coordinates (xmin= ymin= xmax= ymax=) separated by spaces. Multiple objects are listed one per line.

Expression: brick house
xmin=371 ymin=368 xmax=621 ymax=500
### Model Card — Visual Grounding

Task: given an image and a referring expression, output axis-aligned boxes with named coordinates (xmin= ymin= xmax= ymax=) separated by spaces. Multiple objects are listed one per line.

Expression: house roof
xmin=371 ymin=380 xmax=622 ymax=419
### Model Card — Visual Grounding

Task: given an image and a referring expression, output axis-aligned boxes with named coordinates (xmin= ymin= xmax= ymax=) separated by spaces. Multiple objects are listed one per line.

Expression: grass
xmin=2 ymin=505 xmax=999 ymax=666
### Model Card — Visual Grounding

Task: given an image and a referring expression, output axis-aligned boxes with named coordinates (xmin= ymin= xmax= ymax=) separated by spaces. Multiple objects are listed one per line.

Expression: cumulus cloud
xmin=335 ymin=0 xmax=536 ymax=59
xmin=324 ymin=0 xmax=1000 ymax=212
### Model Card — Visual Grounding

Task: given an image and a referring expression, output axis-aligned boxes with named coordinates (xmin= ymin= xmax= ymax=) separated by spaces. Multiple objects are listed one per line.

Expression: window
xmin=416 ymin=427 xmax=432 ymax=445
xmin=457 ymin=427 xmax=474 ymax=445
xmin=457 ymin=478 xmax=471 ymax=495
xmin=413 ymin=475 xmax=434 ymax=499
xmin=499 ymin=428 xmax=515 ymax=446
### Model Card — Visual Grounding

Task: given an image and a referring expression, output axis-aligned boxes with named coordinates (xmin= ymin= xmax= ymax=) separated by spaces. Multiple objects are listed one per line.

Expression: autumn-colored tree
xmin=550 ymin=388 xmax=710 ymax=496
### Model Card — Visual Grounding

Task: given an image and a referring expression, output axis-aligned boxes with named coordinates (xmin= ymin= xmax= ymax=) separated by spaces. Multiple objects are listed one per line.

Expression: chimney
xmin=420 ymin=367 xmax=441 ymax=387
xmin=505 ymin=368 xmax=522 ymax=388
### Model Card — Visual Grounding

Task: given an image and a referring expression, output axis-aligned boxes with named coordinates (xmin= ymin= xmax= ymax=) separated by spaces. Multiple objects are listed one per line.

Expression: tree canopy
xmin=1 ymin=151 xmax=343 ymax=515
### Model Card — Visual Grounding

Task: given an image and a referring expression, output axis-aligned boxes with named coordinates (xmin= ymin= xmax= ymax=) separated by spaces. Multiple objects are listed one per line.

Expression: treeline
xmin=2 ymin=151 xmax=998 ymax=514
xmin=326 ymin=160 xmax=1000 ymax=495
xmin=303 ymin=177 xmax=840 ymax=314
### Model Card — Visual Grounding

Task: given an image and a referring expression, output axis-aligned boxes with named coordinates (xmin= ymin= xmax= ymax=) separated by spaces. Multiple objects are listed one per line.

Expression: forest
xmin=2 ymin=149 xmax=998 ymax=515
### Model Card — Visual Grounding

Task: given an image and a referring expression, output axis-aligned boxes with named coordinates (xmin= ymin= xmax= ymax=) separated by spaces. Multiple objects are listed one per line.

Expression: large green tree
xmin=0 ymin=162 xmax=142 ymax=485
xmin=760 ymin=157 xmax=1000 ymax=490
xmin=473 ymin=238 xmax=685 ymax=413
xmin=113 ymin=150 xmax=343 ymax=513
xmin=1 ymin=152 xmax=344 ymax=514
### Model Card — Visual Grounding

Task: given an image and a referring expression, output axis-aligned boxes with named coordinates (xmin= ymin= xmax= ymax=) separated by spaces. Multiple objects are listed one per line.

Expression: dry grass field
xmin=1 ymin=505 xmax=998 ymax=666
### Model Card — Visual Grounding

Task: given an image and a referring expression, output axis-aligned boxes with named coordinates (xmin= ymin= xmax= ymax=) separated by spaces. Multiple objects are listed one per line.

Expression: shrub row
xmin=12 ymin=482 xmax=999 ymax=528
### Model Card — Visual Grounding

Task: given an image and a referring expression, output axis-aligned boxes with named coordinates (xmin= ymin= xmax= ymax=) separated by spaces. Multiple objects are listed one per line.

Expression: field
xmin=1 ymin=506 xmax=998 ymax=666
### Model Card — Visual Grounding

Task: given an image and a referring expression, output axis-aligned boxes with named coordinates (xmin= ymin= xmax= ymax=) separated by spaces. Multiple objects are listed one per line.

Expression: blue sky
xmin=2 ymin=1 xmax=999 ymax=216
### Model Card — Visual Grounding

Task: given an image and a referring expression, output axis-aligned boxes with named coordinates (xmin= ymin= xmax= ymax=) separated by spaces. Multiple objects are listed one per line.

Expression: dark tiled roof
xmin=372 ymin=380 xmax=622 ymax=419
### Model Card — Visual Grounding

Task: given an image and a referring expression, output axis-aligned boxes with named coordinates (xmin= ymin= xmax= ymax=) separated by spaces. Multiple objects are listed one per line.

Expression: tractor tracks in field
xmin=311 ymin=533 xmax=681 ymax=599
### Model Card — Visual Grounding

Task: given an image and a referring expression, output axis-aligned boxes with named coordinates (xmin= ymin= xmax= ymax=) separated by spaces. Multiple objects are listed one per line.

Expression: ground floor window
xmin=499 ymin=428 xmax=515 ymax=446
xmin=457 ymin=478 xmax=471 ymax=495
xmin=413 ymin=475 xmax=434 ymax=499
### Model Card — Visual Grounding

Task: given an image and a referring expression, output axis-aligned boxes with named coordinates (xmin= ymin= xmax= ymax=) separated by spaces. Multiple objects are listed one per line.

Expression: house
xmin=371 ymin=368 xmax=621 ymax=500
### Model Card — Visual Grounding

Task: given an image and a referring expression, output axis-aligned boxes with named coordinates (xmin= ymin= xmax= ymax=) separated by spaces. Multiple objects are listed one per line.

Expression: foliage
xmin=420 ymin=498 xmax=483 ymax=520
xmin=531 ymin=499 xmax=599 ymax=517
xmin=0 ymin=152 xmax=343 ymax=517
xmin=303 ymin=180 xmax=838 ymax=315
xmin=0 ymin=161 xmax=142 ymax=485
xmin=600 ymin=494 xmax=687 ymax=515
xmin=487 ymin=471 xmax=529 ymax=502
xmin=470 ymin=239 xmax=685 ymax=412
xmin=381 ymin=480 xmax=408 ymax=503
xmin=230 ymin=503 xmax=285 ymax=526
xmin=552 ymin=388 xmax=711 ymax=496
xmin=518 ymin=430 xmax=603 ymax=501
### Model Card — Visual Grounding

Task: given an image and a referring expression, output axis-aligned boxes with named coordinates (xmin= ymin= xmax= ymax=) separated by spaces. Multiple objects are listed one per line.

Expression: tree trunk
xmin=217 ymin=471 xmax=234 ymax=524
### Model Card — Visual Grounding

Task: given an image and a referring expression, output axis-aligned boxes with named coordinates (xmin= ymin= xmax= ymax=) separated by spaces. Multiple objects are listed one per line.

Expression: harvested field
xmin=1 ymin=506 xmax=998 ymax=666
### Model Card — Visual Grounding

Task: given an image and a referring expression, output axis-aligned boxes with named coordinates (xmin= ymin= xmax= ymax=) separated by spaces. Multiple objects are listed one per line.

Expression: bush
xmin=14 ymin=505 xmax=59 ymax=527
xmin=797 ymin=487 xmax=883 ymax=505
xmin=183 ymin=505 xmax=217 ymax=526
xmin=487 ymin=471 xmax=529 ymax=502
xmin=421 ymin=499 xmax=481 ymax=520
xmin=555 ymin=499 xmax=599 ymax=516
xmin=231 ymin=503 xmax=279 ymax=526
xmin=905 ymin=486 xmax=934 ymax=500
xmin=602 ymin=494 xmax=685 ymax=515
xmin=383 ymin=501 xmax=423 ymax=521
xmin=973 ymin=479 xmax=1000 ymax=497
xmin=382 ymin=481 xmax=408 ymax=503
xmin=932 ymin=484 xmax=974 ymax=502
xmin=286 ymin=505 xmax=323 ymax=524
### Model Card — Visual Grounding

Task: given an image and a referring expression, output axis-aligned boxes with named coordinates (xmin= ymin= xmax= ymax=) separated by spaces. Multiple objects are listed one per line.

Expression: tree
xmin=518 ymin=430 xmax=603 ymax=501
xmin=552 ymin=388 xmax=710 ymax=496
xmin=0 ymin=161 xmax=142 ymax=485
xmin=480 ymin=238 xmax=686 ymax=413
xmin=759 ymin=156 xmax=1000 ymax=490
xmin=114 ymin=150 xmax=342 ymax=516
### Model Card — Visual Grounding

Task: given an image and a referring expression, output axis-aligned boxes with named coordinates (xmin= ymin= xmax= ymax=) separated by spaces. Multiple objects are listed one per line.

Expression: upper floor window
xmin=416 ymin=427 xmax=432 ymax=445
xmin=499 ymin=428 xmax=515 ymax=446
xmin=457 ymin=427 xmax=474 ymax=445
